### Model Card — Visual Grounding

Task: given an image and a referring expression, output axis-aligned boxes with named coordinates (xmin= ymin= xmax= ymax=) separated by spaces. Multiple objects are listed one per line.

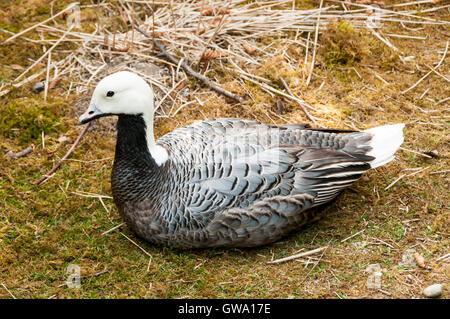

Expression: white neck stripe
xmin=143 ymin=112 xmax=168 ymax=166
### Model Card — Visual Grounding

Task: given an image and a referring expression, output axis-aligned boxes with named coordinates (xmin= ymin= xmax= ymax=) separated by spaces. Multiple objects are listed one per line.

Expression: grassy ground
xmin=0 ymin=1 xmax=448 ymax=299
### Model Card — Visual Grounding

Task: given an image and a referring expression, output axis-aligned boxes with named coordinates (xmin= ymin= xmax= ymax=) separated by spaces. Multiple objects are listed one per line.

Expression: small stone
xmin=426 ymin=149 xmax=439 ymax=158
xmin=162 ymin=67 xmax=170 ymax=75
xmin=423 ymin=284 xmax=442 ymax=298
xmin=33 ymin=81 xmax=45 ymax=93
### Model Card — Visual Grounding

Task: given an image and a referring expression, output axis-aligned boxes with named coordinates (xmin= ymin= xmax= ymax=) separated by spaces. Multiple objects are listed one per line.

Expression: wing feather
xmin=158 ymin=118 xmax=374 ymax=219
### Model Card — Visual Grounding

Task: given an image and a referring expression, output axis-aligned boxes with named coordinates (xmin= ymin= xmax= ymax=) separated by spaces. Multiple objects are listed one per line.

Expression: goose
xmin=78 ymin=71 xmax=404 ymax=248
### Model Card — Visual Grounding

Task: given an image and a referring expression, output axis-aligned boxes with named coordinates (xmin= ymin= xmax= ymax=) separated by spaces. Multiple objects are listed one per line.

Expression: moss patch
xmin=1 ymin=97 xmax=65 ymax=144
xmin=320 ymin=21 xmax=371 ymax=69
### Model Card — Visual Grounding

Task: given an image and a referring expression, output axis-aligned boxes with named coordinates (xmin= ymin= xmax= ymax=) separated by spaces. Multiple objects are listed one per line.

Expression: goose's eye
xmin=106 ymin=91 xmax=115 ymax=97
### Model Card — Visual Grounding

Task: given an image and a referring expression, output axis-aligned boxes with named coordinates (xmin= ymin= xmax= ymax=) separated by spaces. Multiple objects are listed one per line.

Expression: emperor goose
xmin=78 ymin=71 xmax=404 ymax=248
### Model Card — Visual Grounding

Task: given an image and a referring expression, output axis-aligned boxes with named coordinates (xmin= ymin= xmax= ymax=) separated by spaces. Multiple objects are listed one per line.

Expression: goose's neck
xmin=143 ymin=112 xmax=168 ymax=166
xmin=115 ymin=113 xmax=168 ymax=166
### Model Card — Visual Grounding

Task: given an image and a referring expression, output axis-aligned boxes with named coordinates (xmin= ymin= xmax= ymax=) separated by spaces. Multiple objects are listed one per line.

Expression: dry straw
xmin=2 ymin=0 xmax=449 ymax=122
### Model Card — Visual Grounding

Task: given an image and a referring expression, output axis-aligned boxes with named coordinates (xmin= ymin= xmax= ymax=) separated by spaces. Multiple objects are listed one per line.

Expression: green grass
xmin=0 ymin=0 xmax=449 ymax=299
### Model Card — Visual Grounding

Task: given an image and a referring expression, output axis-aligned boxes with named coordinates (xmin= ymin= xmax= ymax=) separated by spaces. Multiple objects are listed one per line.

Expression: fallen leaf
xmin=32 ymin=61 xmax=45 ymax=70
xmin=200 ymin=49 xmax=229 ymax=62
xmin=197 ymin=5 xmax=230 ymax=16
xmin=413 ymin=252 xmax=426 ymax=269
xmin=357 ymin=0 xmax=385 ymax=5
xmin=48 ymin=76 xmax=61 ymax=90
xmin=10 ymin=64 xmax=24 ymax=70
xmin=174 ymin=81 xmax=186 ymax=92
xmin=242 ymin=44 xmax=257 ymax=55
xmin=276 ymin=98 xmax=284 ymax=114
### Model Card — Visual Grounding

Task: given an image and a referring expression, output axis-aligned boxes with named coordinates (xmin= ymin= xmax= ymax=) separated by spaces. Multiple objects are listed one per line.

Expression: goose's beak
xmin=78 ymin=105 xmax=103 ymax=125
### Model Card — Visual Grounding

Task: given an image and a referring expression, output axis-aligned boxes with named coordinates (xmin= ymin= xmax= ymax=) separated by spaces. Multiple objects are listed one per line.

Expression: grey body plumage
xmin=78 ymin=71 xmax=404 ymax=249
xmin=112 ymin=116 xmax=374 ymax=248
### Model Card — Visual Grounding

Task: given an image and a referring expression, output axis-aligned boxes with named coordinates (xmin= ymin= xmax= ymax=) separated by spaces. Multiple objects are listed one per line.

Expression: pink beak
xmin=78 ymin=105 xmax=103 ymax=125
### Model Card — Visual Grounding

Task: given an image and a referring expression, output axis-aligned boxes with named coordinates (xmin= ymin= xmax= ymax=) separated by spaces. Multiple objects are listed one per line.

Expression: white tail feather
xmin=365 ymin=124 xmax=405 ymax=169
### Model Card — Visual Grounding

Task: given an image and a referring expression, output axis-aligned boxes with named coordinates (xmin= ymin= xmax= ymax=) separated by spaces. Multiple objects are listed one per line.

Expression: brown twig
xmin=5 ymin=145 xmax=34 ymax=159
xmin=306 ymin=0 xmax=323 ymax=87
xmin=279 ymin=76 xmax=319 ymax=125
xmin=267 ymin=246 xmax=328 ymax=264
xmin=402 ymin=40 xmax=448 ymax=94
xmin=134 ymin=24 xmax=243 ymax=103
xmin=436 ymin=252 xmax=450 ymax=262
xmin=1 ymin=282 xmax=16 ymax=299
xmin=14 ymin=25 xmax=74 ymax=83
xmin=341 ymin=229 xmax=365 ymax=243
xmin=384 ymin=166 xmax=430 ymax=190
xmin=101 ymin=223 xmax=125 ymax=236
xmin=120 ymin=232 xmax=152 ymax=258
xmin=32 ymin=122 xmax=91 ymax=185
xmin=1 ymin=3 xmax=77 ymax=44
xmin=81 ymin=269 xmax=109 ymax=279
xmin=301 ymin=244 xmax=329 ymax=283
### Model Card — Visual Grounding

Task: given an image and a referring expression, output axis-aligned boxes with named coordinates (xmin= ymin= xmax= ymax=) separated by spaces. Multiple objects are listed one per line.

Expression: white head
xmin=78 ymin=71 xmax=154 ymax=124
xmin=79 ymin=71 xmax=168 ymax=166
